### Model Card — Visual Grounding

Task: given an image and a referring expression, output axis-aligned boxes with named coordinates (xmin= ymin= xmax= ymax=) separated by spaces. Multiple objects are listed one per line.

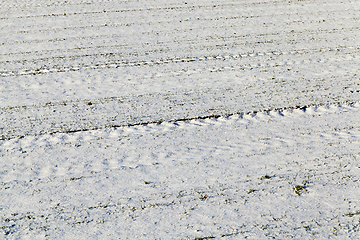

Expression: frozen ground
xmin=1 ymin=103 xmax=360 ymax=239
xmin=1 ymin=0 xmax=360 ymax=239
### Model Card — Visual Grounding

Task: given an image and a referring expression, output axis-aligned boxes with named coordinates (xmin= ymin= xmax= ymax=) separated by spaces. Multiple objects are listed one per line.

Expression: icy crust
xmin=1 ymin=103 xmax=360 ymax=238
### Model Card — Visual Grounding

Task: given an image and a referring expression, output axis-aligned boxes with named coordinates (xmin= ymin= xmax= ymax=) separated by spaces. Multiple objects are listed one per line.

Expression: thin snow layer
xmin=1 ymin=0 xmax=360 ymax=140
xmin=1 ymin=103 xmax=360 ymax=239
xmin=1 ymin=0 xmax=360 ymax=239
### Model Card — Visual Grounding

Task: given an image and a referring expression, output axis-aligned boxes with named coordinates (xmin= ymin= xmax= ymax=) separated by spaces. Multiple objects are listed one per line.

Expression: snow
xmin=1 ymin=0 xmax=360 ymax=239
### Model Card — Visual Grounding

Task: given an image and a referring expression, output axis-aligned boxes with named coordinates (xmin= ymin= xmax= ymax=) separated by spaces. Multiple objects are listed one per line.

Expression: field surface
xmin=1 ymin=0 xmax=360 ymax=239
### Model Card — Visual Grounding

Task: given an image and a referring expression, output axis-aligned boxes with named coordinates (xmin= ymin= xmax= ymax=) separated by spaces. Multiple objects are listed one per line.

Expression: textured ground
xmin=1 ymin=0 xmax=360 ymax=239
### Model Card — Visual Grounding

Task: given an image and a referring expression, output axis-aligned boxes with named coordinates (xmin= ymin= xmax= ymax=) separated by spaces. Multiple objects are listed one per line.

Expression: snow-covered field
xmin=1 ymin=0 xmax=360 ymax=238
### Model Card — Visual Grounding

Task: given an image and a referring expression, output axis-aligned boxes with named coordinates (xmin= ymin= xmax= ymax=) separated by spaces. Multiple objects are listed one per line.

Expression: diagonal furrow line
xmin=1 ymin=0 xmax=332 ymax=20
xmin=1 ymin=100 xmax=357 ymax=141
xmin=1 ymin=8 xmax=356 ymax=36
xmin=2 ymin=25 xmax=357 ymax=49
xmin=1 ymin=46 xmax=358 ymax=77
xmin=1 ymin=43 xmax=357 ymax=64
